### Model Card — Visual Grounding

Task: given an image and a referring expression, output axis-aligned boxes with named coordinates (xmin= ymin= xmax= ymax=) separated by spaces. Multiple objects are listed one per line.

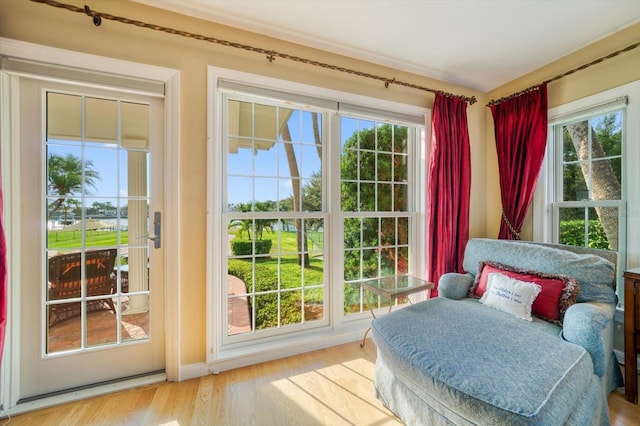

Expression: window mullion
xmin=588 ymin=117 xmax=593 ymax=200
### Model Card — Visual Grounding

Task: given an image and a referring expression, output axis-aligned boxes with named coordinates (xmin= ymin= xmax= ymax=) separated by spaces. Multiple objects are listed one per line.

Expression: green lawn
xmin=48 ymin=230 xmax=128 ymax=249
xmin=229 ymin=227 xmax=323 ymax=254
xmin=229 ymin=229 xmax=325 ymax=304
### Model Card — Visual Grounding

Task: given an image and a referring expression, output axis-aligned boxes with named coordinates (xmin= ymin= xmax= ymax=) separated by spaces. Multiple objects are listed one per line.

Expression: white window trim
xmin=533 ymin=80 xmax=640 ymax=304
xmin=206 ymin=66 xmax=428 ymax=372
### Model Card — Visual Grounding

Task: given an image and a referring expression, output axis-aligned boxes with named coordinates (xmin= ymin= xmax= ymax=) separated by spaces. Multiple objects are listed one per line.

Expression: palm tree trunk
xmin=48 ymin=198 xmax=66 ymax=219
xmin=281 ymin=125 xmax=310 ymax=267
xmin=312 ymin=113 xmax=322 ymax=159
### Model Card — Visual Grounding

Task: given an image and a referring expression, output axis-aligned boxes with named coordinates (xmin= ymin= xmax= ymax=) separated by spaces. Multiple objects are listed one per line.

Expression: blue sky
xmin=226 ymin=113 xmax=374 ymax=206
xmin=48 ymin=141 xmax=139 ymax=207
xmin=48 ymin=112 xmax=382 ymax=208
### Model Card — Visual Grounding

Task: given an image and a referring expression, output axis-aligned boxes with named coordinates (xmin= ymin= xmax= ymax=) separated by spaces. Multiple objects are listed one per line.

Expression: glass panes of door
xmin=225 ymin=98 xmax=325 ymax=337
xmin=45 ymin=92 xmax=151 ymax=353
xmin=340 ymin=118 xmax=413 ymax=315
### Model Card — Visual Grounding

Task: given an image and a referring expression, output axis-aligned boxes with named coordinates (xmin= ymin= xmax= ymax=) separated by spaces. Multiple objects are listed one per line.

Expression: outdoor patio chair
xmin=48 ymin=248 xmax=118 ymax=327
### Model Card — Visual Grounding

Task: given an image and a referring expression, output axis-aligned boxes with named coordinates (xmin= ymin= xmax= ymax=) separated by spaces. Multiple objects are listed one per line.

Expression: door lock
xmin=137 ymin=212 xmax=161 ymax=249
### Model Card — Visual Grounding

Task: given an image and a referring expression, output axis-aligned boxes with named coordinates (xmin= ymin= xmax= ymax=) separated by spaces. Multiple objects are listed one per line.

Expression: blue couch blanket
xmin=372 ymin=297 xmax=596 ymax=424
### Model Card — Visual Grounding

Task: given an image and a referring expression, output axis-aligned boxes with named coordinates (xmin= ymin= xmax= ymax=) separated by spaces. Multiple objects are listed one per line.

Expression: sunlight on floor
xmin=269 ymin=358 xmax=401 ymax=426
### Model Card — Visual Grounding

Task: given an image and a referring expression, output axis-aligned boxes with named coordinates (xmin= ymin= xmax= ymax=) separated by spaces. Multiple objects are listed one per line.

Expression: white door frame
xmin=0 ymin=38 xmax=181 ymax=414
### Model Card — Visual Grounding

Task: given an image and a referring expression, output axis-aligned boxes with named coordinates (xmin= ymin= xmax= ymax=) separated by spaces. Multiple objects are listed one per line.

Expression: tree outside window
xmin=47 ymin=153 xmax=100 ymax=223
xmin=557 ymin=111 xmax=623 ymax=250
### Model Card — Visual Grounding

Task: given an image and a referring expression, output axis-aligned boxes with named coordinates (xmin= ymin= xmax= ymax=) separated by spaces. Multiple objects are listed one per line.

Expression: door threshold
xmin=2 ymin=371 xmax=166 ymax=417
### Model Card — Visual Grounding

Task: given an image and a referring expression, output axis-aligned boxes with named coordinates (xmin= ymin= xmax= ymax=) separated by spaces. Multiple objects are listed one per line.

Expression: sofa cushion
xmin=372 ymin=298 xmax=593 ymax=423
xmin=479 ymin=272 xmax=541 ymax=321
xmin=462 ymin=239 xmax=614 ymax=304
xmin=471 ymin=260 xmax=580 ymax=325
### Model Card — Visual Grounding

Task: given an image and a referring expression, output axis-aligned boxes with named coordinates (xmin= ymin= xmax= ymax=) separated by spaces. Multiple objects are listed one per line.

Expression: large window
xmin=214 ymin=75 xmax=425 ymax=351
xmin=535 ymin=85 xmax=640 ymax=303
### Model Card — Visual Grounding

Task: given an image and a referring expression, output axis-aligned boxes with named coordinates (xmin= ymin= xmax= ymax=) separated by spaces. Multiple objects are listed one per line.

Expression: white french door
xmin=16 ymin=76 xmax=165 ymax=399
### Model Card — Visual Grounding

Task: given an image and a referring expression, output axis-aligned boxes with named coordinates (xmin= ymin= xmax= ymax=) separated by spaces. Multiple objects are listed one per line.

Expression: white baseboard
xmin=208 ymin=328 xmax=365 ymax=374
xmin=178 ymin=362 xmax=209 ymax=381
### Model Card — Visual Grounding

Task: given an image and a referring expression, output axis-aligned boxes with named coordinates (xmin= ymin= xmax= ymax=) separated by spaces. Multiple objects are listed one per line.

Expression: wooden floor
xmin=3 ymin=340 xmax=640 ymax=426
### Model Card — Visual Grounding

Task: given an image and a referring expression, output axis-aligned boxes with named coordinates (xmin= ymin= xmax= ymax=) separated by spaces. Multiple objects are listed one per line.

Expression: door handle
xmin=137 ymin=212 xmax=161 ymax=249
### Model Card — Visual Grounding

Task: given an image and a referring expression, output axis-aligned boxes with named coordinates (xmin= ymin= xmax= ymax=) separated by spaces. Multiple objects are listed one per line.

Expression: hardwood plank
xmin=3 ymin=341 xmax=639 ymax=425
xmin=139 ymin=380 xmax=175 ymax=425
xmin=191 ymin=375 xmax=215 ymax=426
xmin=610 ymin=389 xmax=640 ymax=426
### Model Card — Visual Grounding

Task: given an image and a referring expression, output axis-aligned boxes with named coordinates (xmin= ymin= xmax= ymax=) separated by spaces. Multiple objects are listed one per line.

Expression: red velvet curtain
xmin=490 ymin=83 xmax=548 ymax=240
xmin=0 ymin=174 xmax=6 ymax=366
xmin=426 ymin=93 xmax=471 ymax=297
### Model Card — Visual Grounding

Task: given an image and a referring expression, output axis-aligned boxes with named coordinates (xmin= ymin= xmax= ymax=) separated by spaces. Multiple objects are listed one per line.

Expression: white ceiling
xmin=134 ymin=0 xmax=640 ymax=92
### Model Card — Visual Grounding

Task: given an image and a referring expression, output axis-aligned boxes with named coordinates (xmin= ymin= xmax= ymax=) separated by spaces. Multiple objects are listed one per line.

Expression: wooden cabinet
xmin=624 ymin=268 xmax=640 ymax=403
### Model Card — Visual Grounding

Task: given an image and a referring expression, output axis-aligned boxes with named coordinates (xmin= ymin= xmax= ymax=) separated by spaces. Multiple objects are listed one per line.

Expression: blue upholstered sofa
xmin=372 ymin=238 xmax=623 ymax=425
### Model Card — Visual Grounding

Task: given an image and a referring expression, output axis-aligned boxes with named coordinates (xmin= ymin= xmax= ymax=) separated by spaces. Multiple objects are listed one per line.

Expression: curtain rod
xmin=30 ymin=0 xmax=478 ymax=105
xmin=487 ymin=41 xmax=640 ymax=107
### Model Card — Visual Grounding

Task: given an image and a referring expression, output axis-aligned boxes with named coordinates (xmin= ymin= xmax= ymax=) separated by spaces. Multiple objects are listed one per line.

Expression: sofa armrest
xmin=561 ymin=302 xmax=615 ymax=378
xmin=438 ymin=273 xmax=474 ymax=300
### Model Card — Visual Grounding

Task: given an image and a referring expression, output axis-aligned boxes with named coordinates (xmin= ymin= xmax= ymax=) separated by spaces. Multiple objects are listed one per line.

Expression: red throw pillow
xmin=469 ymin=261 xmax=580 ymax=325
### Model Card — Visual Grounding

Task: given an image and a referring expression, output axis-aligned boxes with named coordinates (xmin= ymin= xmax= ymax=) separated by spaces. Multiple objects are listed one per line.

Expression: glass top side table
xmin=359 ymin=275 xmax=434 ymax=347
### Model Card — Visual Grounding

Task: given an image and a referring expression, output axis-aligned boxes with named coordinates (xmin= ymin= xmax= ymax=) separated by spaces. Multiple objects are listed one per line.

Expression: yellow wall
xmin=486 ymin=22 xmax=640 ymax=239
xmin=0 ymin=0 xmax=486 ymax=366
